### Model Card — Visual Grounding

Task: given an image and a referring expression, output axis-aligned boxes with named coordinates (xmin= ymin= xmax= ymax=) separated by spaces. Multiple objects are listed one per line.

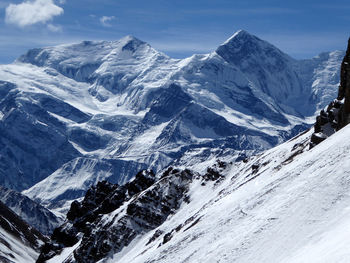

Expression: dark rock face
xmin=338 ymin=38 xmax=350 ymax=128
xmin=37 ymin=170 xmax=154 ymax=262
xmin=311 ymin=38 xmax=350 ymax=147
xmin=36 ymin=160 xmax=230 ymax=262
xmin=37 ymin=168 xmax=195 ymax=263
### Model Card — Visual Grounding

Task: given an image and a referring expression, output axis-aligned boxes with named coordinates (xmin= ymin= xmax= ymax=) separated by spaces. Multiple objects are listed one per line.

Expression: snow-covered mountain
xmin=0 ymin=186 xmax=63 ymax=236
xmin=39 ymin=121 xmax=350 ymax=262
xmin=0 ymin=30 xmax=343 ymax=213
xmin=0 ymin=201 xmax=47 ymax=263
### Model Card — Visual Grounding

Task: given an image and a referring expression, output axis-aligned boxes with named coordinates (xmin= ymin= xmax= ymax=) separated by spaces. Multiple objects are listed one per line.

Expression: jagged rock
xmin=311 ymin=38 xmax=350 ymax=147
xmin=72 ymin=169 xmax=192 ymax=263
xmin=37 ymin=170 xmax=159 ymax=263
xmin=203 ymin=160 xmax=227 ymax=181
xmin=36 ymin=168 xmax=196 ymax=263
xmin=311 ymin=132 xmax=327 ymax=145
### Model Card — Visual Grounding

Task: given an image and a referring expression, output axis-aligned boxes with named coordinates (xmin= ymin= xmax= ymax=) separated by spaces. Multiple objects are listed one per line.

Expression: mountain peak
xmin=217 ymin=29 xmax=262 ymax=52
xmin=119 ymin=35 xmax=148 ymax=52
xmin=222 ymin=29 xmax=254 ymax=45
xmin=120 ymin=35 xmax=144 ymax=43
xmin=215 ymin=29 xmax=290 ymax=65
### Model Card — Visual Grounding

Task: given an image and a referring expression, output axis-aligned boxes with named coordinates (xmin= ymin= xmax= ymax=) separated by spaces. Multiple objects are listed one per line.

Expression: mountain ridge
xmin=0 ymin=30 xmax=343 ymax=213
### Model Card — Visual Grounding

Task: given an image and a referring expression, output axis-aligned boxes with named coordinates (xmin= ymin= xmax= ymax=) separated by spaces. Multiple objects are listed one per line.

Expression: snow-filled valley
xmin=0 ymin=29 xmax=348 ymax=262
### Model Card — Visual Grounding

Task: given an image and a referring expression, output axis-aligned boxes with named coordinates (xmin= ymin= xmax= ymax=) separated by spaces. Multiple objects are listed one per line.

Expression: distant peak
xmin=215 ymin=30 xmax=289 ymax=64
xmin=215 ymin=30 xmax=261 ymax=61
xmin=221 ymin=30 xmax=257 ymax=46
xmin=120 ymin=35 xmax=146 ymax=46
xmin=223 ymin=30 xmax=252 ymax=44
xmin=119 ymin=35 xmax=147 ymax=52
xmin=120 ymin=35 xmax=143 ymax=43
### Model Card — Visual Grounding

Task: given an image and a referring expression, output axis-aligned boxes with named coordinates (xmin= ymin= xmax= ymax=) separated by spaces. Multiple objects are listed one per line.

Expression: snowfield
xmin=0 ymin=226 xmax=38 ymax=263
xmin=104 ymin=126 xmax=350 ymax=263
xmin=44 ymin=123 xmax=350 ymax=263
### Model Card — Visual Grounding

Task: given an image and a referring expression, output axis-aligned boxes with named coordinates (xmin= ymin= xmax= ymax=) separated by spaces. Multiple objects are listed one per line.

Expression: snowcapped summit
xmin=0 ymin=31 xmax=343 ymax=214
xmin=119 ymin=35 xmax=148 ymax=52
xmin=216 ymin=29 xmax=289 ymax=63
xmin=16 ymin=36 xmax=164 ymax=85
xmin=221 ymin=29 xmax=257 ymax=45
xmin=17 ymin=36 xmax=150 ymax=67
xmin=214 ymin=30 xmax=310 ymax=116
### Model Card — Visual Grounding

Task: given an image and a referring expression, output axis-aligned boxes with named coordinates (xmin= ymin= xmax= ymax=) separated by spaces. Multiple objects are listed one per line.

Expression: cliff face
xmin=339 ymin=38 xmax=350 ymax=127
xmin=36 ymin=161 xmax=229 ymax=263
xmin=311 ymin=38 xmax=350 ymax=147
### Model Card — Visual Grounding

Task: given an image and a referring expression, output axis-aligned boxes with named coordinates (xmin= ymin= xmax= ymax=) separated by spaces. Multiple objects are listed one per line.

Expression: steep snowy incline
xmin=0 ymin=201 xmax=47 ymax=263
xmin=105 ymin=125 xmax=350 ymax=263
xmin=43 ymin=121 xmax=350 ymax=262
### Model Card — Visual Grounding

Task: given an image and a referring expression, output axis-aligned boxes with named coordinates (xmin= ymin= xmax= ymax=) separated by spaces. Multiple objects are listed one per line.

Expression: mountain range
xmin=0 ymin=30 xmax=343 ymax=217
xmin=0 ymin=28 xmax=348 ymax=263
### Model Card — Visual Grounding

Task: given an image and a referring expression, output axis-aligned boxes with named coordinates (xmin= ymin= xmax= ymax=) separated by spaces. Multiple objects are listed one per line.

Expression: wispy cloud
xmin=47 ymin=23 xmax=62 ymax=32
xmin=100 ymin=16 xmax=115 ymax=27
xmin=5 ymin=0 xmax=64 ymax=27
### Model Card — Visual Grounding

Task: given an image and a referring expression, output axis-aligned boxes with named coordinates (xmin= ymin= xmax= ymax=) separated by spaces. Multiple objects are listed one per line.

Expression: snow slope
xmin=0 ymin=227 xmax=38 ymax=263
xmin=111 ymin=128 xmax=350 ymax=262
xmin=118 ymin=125 xmax=350 ymax=263
xmin=0 ymin=30 xmax=343 ymax=212
xmin=44 ymin=120 xmax=350 ymax=262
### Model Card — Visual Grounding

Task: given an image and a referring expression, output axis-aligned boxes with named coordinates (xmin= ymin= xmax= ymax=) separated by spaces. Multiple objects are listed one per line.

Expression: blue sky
xmin=0 ymin=0 xmax=349 ymax=63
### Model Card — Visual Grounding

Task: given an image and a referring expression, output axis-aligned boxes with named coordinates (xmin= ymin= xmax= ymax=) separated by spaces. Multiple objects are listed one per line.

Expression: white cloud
xmin=5 ymin=0 xmax=64 ymax=27
xmin=100 ymin=16 xmax=115 ymax=27
xmin=47 ymin=23 xmax=62 ymax=32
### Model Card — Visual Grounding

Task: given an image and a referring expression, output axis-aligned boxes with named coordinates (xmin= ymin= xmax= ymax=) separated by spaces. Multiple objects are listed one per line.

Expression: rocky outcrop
xmin=36 ymin=170 xmax=155 ymax=262
xmin=37 ymin=168 xmax=196 ymax=262
xmin=36 ymin=161 xmax=229 ymax=263
xmin=311 ymin=38 xmax=350 ymax=147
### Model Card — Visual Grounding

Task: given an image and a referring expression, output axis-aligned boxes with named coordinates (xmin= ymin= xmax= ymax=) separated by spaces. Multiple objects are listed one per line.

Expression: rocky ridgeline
xmin=311 ymin=38 xmax=350 ymax=147
xmin=36 ymin=161 xmax=228 ymax=263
